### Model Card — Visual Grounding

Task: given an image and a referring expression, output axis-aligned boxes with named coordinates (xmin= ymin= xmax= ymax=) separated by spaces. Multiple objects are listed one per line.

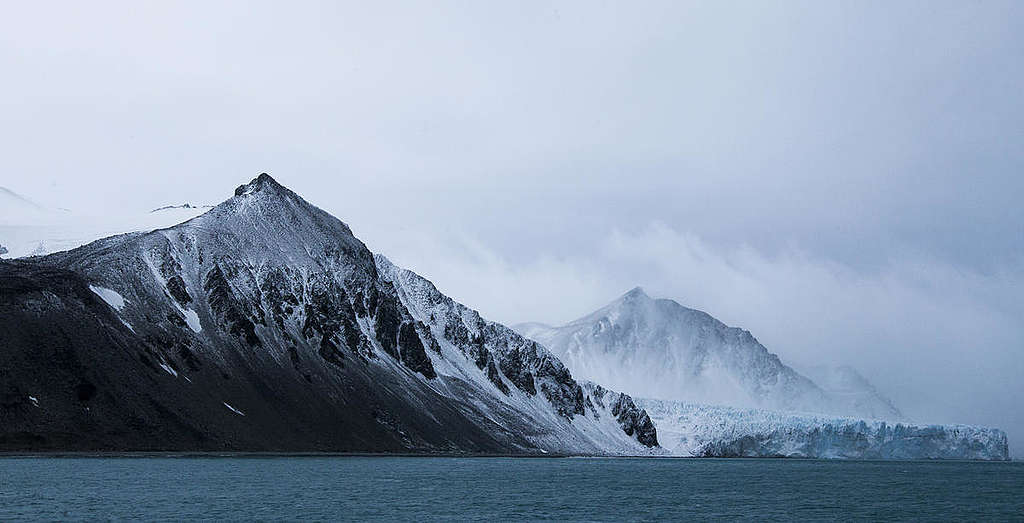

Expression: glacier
xmin=638 ymin=398 xmax=1009 ymax=460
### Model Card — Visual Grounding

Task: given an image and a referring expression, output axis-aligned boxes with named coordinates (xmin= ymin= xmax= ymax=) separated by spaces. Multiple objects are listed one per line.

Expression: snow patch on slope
xmin=181 ymin=308 xmax=202 ymax=333
xmin=89 ymin=285 xmax=127 ymax=311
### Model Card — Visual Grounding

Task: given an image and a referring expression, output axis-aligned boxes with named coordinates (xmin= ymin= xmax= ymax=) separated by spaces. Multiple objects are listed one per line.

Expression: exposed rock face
xmin=375 ymin=256 xmax=600 ymax=425
xmin=0 ymin=174 xmax=657 ymax=454
xmin=585 ymin=383 xmax=658 ymax=447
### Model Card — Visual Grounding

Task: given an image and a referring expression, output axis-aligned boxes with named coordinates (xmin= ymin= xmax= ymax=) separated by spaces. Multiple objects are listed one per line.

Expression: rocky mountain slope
xmin=515 ymin=287 xmax=902 ymax=420
xmin=0 ymin=174 xmax=657 ymax=454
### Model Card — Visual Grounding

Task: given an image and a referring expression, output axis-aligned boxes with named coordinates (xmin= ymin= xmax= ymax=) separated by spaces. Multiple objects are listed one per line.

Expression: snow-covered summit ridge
xmin=515 ymin=286 xmax=902 ymax=421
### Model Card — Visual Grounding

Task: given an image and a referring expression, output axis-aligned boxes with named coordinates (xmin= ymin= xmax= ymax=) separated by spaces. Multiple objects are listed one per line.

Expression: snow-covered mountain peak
xmin=603 ymin=287 xmax=655 ymax=314
xmin=234 ymin=172 xmax=285 ymax=197
xmin=573 ymin=286 xmax=723 ymax=341
xmin=516 ymin=290 xmax=903 ymax=421
xmin=226 ymin=173 xmax=305 ymax=212
xmin=126 ymin=173 xmax=377 ymax=289
xmin=621 ymin=286 xmax=649 ymax=300
xmin=212 ymin=173 xmax=353 ymax=237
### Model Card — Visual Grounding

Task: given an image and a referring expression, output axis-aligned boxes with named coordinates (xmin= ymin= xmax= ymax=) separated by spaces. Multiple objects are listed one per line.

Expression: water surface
xmin=1 ymin=457 xmax=1021 ymax=520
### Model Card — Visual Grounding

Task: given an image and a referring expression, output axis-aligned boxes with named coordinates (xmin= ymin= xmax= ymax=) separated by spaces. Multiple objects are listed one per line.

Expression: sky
xmin=2 ymin=1 xmax=1023 ymax=454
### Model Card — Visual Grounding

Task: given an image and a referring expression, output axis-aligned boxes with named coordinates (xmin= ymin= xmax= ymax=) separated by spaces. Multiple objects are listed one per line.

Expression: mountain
xmin=514 ymin=287 xmax=902 ymax=420
xmin=0 ymin=186 xmax=48 ymax=220
xmin=800 ymin=365 xmax=902 ymax=421
xmin=0 ymin=175 xmax=1007 ymax=459
xmin=0 ymin=188 xmax=212 ymax=259
xmin=150 ymin=203 xmax=214 ymax=213
xmin=0 ymin=174 xmax=657 ymax=454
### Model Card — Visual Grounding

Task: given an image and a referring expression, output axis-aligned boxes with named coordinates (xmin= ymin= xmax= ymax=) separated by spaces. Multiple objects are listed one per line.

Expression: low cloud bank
xmin=375 ymin=222 xmax=1024 ymax=457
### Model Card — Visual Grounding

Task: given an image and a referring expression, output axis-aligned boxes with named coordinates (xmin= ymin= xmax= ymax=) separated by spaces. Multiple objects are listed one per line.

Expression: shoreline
xmin=0 ymin=451 xmax=1015 ymax=462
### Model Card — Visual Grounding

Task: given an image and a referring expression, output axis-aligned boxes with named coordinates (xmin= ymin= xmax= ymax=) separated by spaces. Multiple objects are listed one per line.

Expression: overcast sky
xmin=2 ymin=1 xmax=1023 ymax=454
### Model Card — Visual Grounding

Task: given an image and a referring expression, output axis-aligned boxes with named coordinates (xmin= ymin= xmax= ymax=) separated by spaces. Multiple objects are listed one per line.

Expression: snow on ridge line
xmin=89 ymin=285 xmax=127 ymax=311
xmin=120 ymin=318 xmax=136 ymax=333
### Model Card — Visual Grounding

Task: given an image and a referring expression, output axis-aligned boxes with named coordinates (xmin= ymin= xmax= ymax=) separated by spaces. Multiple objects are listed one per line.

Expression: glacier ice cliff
xmin=639 ymin=399 xmax=1009 ymax=460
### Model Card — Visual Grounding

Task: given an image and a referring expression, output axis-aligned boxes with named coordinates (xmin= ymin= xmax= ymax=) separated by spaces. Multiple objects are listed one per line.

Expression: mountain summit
xmin=234 ymin=172 xmax=285 ymax=196
xmin=515 ymin=288 xmax=902 ymax=420
xmin=0 ymin=174 xmax=657 ymax=453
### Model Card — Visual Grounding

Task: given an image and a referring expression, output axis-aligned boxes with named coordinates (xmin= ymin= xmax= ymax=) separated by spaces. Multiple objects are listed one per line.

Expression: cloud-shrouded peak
xmin=621 ymin=286 xmax=650 ymax=300
xmin=518 ymin=286 xmax=903 ymax=421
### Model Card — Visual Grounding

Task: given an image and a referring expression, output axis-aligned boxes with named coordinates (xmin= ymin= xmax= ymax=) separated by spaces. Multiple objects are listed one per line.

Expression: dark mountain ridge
xmin=0 ymin=174 xmax=657 ymax=453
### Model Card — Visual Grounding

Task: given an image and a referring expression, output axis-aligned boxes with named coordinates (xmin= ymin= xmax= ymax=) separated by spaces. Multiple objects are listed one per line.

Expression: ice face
xmin=638 ymin=398 xmax=1009 ymax=460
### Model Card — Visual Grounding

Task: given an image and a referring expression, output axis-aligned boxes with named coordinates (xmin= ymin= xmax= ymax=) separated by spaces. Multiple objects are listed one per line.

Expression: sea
xmin=1 ymin=457 xmax=1021 ymax=521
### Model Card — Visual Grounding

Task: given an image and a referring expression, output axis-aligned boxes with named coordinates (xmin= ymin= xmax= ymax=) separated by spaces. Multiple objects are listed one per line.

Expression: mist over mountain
xmin=0 ymin=185 xmax=214 ymax=260
xmin=515 ymin=287 xmax=902 ymax=420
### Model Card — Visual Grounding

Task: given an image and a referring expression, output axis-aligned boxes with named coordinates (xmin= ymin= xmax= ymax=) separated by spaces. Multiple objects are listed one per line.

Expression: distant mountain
xmin=150 ymin=203 xmax=215 ymax=213
xmin=800 ymin=365 xmax=902 ymax=420
xmin=0 ymin=188 xmax=213 ymax=259
xmin=515 ymin=287 xmax=902 ymax=420
xmin=0 ymin=186 xmax=45 ymax=210
xmin=0 ymin=174 xmax=657 ymax=454
xmin=0 ymin=186 xmax=51 ymax=226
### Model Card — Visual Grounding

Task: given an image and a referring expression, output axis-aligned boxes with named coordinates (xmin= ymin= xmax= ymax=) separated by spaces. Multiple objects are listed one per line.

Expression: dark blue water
xmin=1 ymin=457 xmax=1021 ymax=521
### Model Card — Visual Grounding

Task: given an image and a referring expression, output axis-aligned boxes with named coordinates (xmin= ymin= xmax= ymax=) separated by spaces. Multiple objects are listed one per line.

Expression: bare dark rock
xmin=165 ymin=275 xmax=192 ymax=305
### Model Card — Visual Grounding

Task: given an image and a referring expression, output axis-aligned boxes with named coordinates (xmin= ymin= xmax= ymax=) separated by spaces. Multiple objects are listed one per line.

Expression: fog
xmin=2 ymin=1 xmax=1022 ymax=454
